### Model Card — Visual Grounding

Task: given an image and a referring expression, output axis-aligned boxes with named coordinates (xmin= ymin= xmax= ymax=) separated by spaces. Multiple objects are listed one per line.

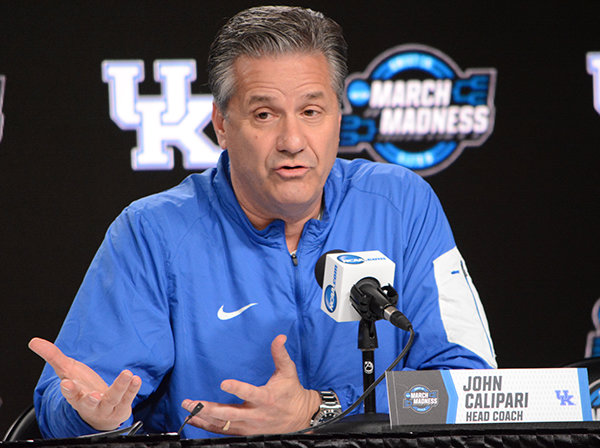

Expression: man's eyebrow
xmin=302 ymin=91 xmax=325 ymax=100
xmin=246 ymin=90 xmax=327 ymax=106
xmin=247 ymin=94 xmax=276 ymax=106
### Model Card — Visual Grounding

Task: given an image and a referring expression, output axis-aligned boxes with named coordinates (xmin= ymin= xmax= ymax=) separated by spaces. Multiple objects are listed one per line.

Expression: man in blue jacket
xmin=30 ymin=5 xmax=496 ymax=439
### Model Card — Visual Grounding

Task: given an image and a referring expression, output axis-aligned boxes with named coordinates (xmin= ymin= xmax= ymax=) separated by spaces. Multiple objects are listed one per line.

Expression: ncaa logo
xmin=340 ymin=44 xmax=497 ymax=176
xmin=337 ymin=254 xmax=365 ymax=264
xmin=324 ymin=285 xmax=337 ymax=312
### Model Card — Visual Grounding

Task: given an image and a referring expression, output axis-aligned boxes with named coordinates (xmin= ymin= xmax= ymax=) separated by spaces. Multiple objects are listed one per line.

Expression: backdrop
xmin=1 ymin=0 xmax=599 ymax=434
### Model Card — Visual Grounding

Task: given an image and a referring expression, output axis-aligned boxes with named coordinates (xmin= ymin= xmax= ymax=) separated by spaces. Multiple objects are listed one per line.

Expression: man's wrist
xmin=309 ymin=390 xmax=342 ymax=426
xmin=305 ymin=390 xmax=322 ymax=427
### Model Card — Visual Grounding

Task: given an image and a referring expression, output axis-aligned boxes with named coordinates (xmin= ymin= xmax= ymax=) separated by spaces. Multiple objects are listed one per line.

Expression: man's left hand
xmin=181 ymin=334 xmax=321 ymax=435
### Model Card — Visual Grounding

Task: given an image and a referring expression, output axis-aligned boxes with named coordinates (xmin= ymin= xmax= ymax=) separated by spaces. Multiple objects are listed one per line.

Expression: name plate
xmin=386 ymin=368 xmax=592 ymax=425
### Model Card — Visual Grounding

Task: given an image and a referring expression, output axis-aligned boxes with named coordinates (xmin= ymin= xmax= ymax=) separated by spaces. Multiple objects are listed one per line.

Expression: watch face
xmin=318 ymin=409 xmax=341 ymax=423
xmin=311 ymin=391 xmax=342 ymax=426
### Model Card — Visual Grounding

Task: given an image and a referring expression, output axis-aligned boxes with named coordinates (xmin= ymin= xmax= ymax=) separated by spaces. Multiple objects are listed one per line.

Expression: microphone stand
xmin=358 ymin=318 xmax=378 ymax=413
xmin=316 ymin=318 xmax=391 ymax=433
xmin=316 ymin=279 xmax=395 ymax=433
xmin=353 ymin=277 xmax=398 ymax=420
xmin=339 ymin=318 xmax=391 ymax=428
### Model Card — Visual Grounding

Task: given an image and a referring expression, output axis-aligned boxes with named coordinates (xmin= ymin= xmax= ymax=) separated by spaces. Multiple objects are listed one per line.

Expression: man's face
xmin=212 ymin=52 xmax=341 ymax=222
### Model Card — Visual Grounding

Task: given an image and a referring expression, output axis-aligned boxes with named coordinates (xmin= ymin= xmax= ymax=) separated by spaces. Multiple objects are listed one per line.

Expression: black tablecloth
xmin=4 ymin=423 xmax=600 ymax=448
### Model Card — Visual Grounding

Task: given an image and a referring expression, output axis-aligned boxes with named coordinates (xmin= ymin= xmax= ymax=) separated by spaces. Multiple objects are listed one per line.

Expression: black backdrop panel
xmin=1 ymin=0 xmax=599 ymax=434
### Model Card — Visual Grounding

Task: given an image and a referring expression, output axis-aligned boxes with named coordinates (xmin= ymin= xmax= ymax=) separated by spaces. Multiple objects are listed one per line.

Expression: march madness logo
xmin=588 ymin=52 xmax=600 ymax=116
xmin=0 ymin=75 xmax=6 ymax=144
xmin=403 ymin=385 xmax=439 ymax=413
xmin=102 ymin=60 xmax=221 ymax=170
xmin=340 ymin=44 xmax=497 ymax=176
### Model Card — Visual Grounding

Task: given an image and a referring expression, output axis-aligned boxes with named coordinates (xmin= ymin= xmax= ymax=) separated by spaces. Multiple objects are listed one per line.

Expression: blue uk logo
xmin=555 ymin=390 xmax=575 ymax=406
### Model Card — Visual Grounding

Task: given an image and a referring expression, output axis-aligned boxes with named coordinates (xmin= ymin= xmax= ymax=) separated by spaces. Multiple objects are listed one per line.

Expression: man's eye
xmin=256 ymin=112 xmax=271 ymax=120
xmin=303 ymin=109 xmax=320 ymax=117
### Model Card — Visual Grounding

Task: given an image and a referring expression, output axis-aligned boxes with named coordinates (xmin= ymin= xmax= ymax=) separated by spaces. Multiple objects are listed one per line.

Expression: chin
xmin=273 ymin=191 xmax=318 ymax=209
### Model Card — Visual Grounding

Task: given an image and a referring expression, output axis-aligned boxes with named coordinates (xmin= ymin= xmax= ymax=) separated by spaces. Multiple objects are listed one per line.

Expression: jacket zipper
xmin=290 ymin=250 xmax=311 ymax=387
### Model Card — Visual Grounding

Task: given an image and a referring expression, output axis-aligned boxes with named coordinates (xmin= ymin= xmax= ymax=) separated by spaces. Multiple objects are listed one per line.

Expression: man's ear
xmin=212 ymin=103 xmax=227 ymax=149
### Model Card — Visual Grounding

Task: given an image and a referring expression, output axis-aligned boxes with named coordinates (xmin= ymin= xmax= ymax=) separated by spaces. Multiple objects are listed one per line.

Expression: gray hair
xmin=207 ymin=5 xmax=348 ymax=112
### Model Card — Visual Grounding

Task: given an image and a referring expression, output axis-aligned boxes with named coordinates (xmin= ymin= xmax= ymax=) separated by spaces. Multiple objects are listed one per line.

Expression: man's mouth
xmin=275 ymin=164 xmax=309 ymax=177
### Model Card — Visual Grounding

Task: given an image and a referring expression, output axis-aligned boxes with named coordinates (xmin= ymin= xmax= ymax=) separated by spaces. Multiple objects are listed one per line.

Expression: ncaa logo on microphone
xmin=324 ymin=285 xmax=337 ymax=312
xmin=337 ymin=254 xmax=365 ymax=264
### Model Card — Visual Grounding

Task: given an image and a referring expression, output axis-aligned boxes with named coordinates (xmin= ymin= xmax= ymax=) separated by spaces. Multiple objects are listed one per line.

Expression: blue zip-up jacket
xmin=34 ymin=152 xmax=496 ymax=439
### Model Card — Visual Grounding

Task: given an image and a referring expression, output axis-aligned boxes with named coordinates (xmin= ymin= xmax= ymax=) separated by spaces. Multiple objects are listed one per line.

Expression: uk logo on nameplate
xmin=386 ymin=369 xmax=592 ymax=425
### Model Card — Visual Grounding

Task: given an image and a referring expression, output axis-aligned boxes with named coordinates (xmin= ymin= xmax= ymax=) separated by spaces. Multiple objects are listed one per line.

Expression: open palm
xmin=29 ymin=337 xmax=142 ymax=431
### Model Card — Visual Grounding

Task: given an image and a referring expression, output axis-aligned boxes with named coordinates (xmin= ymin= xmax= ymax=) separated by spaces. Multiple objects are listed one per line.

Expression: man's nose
xmin=276 ymin=116 xmax=305 ymax=153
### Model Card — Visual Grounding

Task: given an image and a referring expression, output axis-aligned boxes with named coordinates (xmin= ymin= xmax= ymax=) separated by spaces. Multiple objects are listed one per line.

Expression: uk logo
xmin=102 ymin=60 xmax=221 ymax=170
xmin=340 ymin=44 xmax=497 ymax=176
xmin=555 ymin=390 xmax=575 ymax=406
xmin=0 ymin=75 xmax=5 ymax=144
xmin=587 ymin=52 xmax=600 ymax=116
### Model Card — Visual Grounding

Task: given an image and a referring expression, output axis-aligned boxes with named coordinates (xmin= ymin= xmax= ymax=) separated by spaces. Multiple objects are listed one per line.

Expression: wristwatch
xmin=310 ymin=390 xmax=342 ymax=426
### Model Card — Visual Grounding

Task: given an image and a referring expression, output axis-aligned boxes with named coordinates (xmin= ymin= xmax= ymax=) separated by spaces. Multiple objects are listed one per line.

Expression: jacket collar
xmin=212 ymin=151 xmax=343 ymax=250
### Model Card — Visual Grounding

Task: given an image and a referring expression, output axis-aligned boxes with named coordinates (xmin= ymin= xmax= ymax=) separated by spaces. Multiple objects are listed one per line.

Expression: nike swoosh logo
xmin=217 ymin=303 xmax=258 ymax=320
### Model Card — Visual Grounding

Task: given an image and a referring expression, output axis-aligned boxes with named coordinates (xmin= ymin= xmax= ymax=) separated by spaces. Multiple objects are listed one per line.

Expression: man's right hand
xmin=29 ymin=337 xmax=142 ymax=431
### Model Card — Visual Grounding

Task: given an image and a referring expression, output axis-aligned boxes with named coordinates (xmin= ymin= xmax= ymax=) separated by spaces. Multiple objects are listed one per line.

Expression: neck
xmin=240 ymin=199 xmax=322 ymax=253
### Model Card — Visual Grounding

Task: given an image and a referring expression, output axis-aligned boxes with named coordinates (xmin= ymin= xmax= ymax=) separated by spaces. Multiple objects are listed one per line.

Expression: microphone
xmin=315 ymin=250 xmax=412 ymax=331
xmin=312 ymin=250 xmax=416 ymax=428
xmin=350 ymin=277 xmax=412 ymax=331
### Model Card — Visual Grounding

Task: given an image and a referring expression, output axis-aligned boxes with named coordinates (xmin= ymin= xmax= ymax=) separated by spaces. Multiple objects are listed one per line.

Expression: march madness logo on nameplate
xmin=403 ymin=385 xmax=439 ymax=413
xmin=339 ymin=44 xmax=497 ymax=176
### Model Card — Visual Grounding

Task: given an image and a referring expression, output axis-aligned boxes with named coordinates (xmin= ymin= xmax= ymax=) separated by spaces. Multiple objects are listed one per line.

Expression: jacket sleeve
xmin=352 ymin=181 xmax=497 ymax=414
xmin=397 ymin=180 xmax=497 ymax=372
xmin=34 ymin=207 xmax=175 ymax=438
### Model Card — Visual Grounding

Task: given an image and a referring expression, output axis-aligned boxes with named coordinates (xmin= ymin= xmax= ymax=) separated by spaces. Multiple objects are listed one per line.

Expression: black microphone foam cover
xmin=314 ymin=249 xmax=345 ymax=288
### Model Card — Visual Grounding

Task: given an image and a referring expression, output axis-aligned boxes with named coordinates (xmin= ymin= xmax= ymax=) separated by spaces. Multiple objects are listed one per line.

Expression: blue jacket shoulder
xmin=332 ymin=158 xmax=436 ymax=209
